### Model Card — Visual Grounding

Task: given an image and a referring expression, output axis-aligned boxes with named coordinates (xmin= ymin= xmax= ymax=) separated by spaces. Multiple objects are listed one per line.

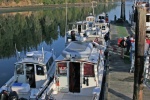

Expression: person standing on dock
xmin=145 ymin=35 xmax=150 ymax=55
xmin=125 ymin=36 xmax=131 ymax=55
xmin=104 ymin=32 xmax=110 ymax=46
xmin=130 ymin=38 xmax=135 ymax=73
xmin=120 ymin=37 xmax=127 ymax=58
xmin=114 ymin=15 xmax=117 ymax=23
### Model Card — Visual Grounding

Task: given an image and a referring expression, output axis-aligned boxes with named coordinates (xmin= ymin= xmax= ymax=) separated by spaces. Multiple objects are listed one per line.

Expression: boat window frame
xmin=46 ymin=57 xmax=54 ymax=71
xmin=57 ymin=62 xmax=67 ymax=76
xmin=15 ymin=63 xmax=24 ymax=75
xmin=83 ymin=24 xmax=86 ymax=30
xmin=36 ymin=64 xmax=45 ymax=76
xmin=83 ymin=62 xmax=95 ymax=77
xmin=88 ymin=22 xmax=93 ymax=28
xmin=102 ymin=25 xmax=106 ymax=30
xmin=146 ymin=15 xmax=150 ymax=22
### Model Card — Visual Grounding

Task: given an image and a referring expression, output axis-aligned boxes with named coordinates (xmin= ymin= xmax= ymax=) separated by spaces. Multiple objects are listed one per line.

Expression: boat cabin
xmin=55 ymin=41 xmax=104 ymax=94
xmin=97 ymin=12 xmax=109 ymax=23
xmin=0 ymin=50 xmax=56 ymax=99
xmin=66 ymin=21 xmax=96 ymax=43
xmin=86 ymin=15 xmax=95 ymax=22
xmin=14 ymin=51 xmax=55 ymax=89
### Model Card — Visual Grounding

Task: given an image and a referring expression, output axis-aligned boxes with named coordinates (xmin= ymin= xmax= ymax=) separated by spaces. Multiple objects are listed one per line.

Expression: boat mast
xmin=15 ymin=43 xmax=20 ymax=61
xmin=92 ymin=1 xmax=94 ymax=15
xmin=65 ymin=0 xmax=68 ymax=43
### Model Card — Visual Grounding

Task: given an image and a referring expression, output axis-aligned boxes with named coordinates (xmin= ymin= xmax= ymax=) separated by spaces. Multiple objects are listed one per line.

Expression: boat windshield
xmin=102 ymin=26 xmax=105 ymax=30
xmin=16 ymin=64 xmax=24 ymax=75
xmin=88 ymin=22 xmax=93 ymax=28
xmin=99 ymin=16 xmax=105 ymax=20
xmin=83 ymin=24 xmax=86 ymax=30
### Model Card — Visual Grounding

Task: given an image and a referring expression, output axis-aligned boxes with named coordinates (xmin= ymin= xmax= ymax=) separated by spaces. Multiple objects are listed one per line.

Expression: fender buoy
xmin=55 ymin=77 xmax=60 ymax=86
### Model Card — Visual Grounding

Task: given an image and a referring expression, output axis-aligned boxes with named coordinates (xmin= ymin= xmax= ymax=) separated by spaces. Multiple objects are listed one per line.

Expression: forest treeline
xmin=0 ymin=0 xmax=107 ymax=7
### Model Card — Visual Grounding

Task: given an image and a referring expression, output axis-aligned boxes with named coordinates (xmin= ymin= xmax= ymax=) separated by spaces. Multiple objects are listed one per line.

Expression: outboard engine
xmin=0 ymin=90 xmax=9 ymax=100
xmin=8 ymin=91 xmax=18 ymax=100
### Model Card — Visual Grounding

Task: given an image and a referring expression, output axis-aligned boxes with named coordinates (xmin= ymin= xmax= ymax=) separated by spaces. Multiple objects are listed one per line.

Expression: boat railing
xmin=37 ymin=78 xmax=54 ymax=99
xmin=0 ymin=76 xmax=15 ymax=92
xmin=144 ymin=55 xmax=150 ymax=89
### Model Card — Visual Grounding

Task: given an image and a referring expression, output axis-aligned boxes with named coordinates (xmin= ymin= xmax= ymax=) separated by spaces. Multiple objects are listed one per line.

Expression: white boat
xmin=96 ymin=12 xmax=109 ymax=24
xmin=95 ymin=12 xmax=110 ymax=36
xmin=95 ymin=22 xmax=109 ymax=36
xmin=51 ymin=40 xmax=108 ymax=100
xmin=0 ymin=49 xmax=56 ymax=100
xmin=66 ymin=20 xmax=103 ymax=45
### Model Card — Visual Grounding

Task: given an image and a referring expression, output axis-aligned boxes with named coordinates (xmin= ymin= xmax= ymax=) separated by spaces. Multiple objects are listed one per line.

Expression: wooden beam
xmin=133 ymin=6 xmax=146 ymax=100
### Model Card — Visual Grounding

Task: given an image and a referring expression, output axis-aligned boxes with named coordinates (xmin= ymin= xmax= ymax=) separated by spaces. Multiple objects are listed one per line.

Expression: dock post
xmin=120 ymin=0 xmax=126 ymax=21
xmin=133 ymin=7 xmax=146 ymax=100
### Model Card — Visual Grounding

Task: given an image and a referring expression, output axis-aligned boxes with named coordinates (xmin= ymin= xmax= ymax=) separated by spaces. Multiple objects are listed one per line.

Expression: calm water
xmin=0 ymin=1 xmax=133 ymax=87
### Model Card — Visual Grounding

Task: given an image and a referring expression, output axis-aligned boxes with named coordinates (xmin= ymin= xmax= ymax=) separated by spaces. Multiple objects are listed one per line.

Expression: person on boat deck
xmin=104 ymin=32 xmax=110 ymax=46
xmin=104 ymin=32 xmax=110 ymax=42
xmin=145 ymin=35 xmax=150 ymax=56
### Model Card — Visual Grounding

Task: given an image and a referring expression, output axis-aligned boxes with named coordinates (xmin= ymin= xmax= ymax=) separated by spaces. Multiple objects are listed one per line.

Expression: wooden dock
xmin=107 ymin=22 xmax=150 ymax=100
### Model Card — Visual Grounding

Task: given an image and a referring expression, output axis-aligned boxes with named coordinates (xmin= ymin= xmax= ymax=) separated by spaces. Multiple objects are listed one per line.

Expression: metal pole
xmin=65 ymin=0 xmax=67 ymax=43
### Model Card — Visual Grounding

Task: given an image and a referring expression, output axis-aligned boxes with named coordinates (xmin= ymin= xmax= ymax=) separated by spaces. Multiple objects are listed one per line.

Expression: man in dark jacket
xmin=120 ymin=37 xmax=127 ymax=58
xmin=125 ymin=36 xmax=131 ymax=54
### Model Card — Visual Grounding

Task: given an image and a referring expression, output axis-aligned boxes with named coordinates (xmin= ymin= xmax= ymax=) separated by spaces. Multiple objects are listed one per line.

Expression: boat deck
xmin=52 ymin=77 xmax=98 ymax=100
xmin=53 ymin=92 xmax=93 ymax=100
xmin=52 ymin=87 xmax=94 ymax=100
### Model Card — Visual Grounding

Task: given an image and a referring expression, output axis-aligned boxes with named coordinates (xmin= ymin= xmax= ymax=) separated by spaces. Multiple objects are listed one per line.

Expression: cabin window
xmin=16 ymin=64 xmax=24 ymax=75
xmin=86 ymin=18 xmax=89 ymax=21
xmin=57 ymin=62 xmax=67 ymax=75
xmin=46 ymin=57 xmax=54 ymax=71
xmin=26 ymin=64 xmax=34 ymax=74
xmin=36 ymin=65 xmax=44 ymax=75
xmin=72 ymin=24 xmax=76 ymax=29
xmin=102 ymin=26 xmax=105 ymax=30
xmin=146 ymin=15 xmax=150 ymax=22
xmin=90 ymin=18 xmax=94 ymax=21
xmin=84 ymin=63 xmax=94 ymax=77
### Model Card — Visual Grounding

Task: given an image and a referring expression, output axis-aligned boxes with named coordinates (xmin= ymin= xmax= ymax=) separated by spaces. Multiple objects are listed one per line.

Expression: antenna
xmin=15 ymin=43 xmax=18 ymax=61
xmin=92 ymin=1 xmax=94 ymax=15
xmin=42 ymin=47 xmax=44 ymax=61
xmin=15 ymin=43 xmax=20 ymax=61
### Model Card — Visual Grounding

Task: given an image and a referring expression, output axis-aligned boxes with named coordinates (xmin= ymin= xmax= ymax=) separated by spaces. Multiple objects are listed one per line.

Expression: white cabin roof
xmin=56 ymin=41 xmax=100 ymax=63
xmin=15 ymin=51 xmax=53 ymax=65
xmin=97 ymin=12 xmax=106 ymax=17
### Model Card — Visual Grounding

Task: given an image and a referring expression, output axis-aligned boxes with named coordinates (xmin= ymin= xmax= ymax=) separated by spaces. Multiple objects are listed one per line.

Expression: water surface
xmin=0 ymin=1 xmax=133 ymax=87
